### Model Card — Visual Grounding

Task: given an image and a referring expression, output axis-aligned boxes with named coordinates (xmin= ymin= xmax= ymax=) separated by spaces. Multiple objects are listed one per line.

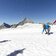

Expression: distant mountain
xmin=0 ymin=23 xmax=11 ymax=29
xmin=0 ymin=18 xmax=34 ymax=29
xmin=16 ymin=18 xmax=34 ymax=27
xmin=47 ymin=22 xmax=53 ymax=25
xmin=11 ymin=24 xmax=17 ymax=28
xmin=53 ymin=20 xmax=56 ymax=25
xmin=39 ymin=22 xmax=53 ymax=25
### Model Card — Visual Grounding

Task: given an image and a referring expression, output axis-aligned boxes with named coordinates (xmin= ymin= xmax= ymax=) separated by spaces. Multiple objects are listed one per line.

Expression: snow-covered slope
xmin=0 ymin=23 xmax=56 ymax=56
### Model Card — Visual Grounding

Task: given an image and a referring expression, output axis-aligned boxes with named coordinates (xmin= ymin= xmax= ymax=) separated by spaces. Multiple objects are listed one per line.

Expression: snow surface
xmin=0 ymin=23 xmax=56 ymax=56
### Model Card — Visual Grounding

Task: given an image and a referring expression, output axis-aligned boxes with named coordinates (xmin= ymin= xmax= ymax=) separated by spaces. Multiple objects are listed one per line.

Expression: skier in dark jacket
xmin=42 ymin=23 xmax=50 ymax=34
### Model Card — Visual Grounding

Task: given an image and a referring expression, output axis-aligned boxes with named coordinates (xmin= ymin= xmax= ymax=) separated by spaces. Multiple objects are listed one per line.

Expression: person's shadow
xmin=0 ymin=40 xmax=11 ymax=43
xmin=7 ymin=48 xmax=26 ymax=56
xmin=48 ymin=32 xmax=53 ymax=35
xmin=45 ymin=32 xmax=53 ymax=35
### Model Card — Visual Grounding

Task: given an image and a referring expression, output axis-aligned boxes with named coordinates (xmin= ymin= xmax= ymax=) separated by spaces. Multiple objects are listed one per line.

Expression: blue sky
xmin=0 ymin=0 xmax=56 ymax=24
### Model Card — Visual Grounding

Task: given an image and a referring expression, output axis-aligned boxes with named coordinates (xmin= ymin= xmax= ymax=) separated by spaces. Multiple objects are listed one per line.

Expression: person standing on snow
xmin=42 ymin=23 xmax=50 ymax=34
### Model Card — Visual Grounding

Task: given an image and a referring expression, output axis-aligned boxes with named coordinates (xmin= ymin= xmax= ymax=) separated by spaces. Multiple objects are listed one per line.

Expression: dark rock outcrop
xmin=0 ymin=23 xmax=11 ymax=29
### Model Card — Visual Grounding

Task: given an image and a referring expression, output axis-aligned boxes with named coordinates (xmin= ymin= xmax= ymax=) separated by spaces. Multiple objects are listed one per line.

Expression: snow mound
xmin=0 ymin=24 xmax=56 ymax=56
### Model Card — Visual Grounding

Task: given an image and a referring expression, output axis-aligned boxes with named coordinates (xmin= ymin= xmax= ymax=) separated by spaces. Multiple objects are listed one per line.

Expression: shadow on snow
xmin=0 ymin=40 xmax=11 ymax=43
xmin=7 ymin=48 xmax=26 ymax=56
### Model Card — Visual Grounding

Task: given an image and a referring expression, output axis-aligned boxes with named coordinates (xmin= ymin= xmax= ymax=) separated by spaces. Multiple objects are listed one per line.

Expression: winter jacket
xmin=42 ymin=24 xmax=50 ymax=33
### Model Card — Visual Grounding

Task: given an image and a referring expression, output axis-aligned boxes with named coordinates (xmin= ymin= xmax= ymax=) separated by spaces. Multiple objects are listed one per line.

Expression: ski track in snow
xmin=0 ymin=24 xmax=56 ymax=56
